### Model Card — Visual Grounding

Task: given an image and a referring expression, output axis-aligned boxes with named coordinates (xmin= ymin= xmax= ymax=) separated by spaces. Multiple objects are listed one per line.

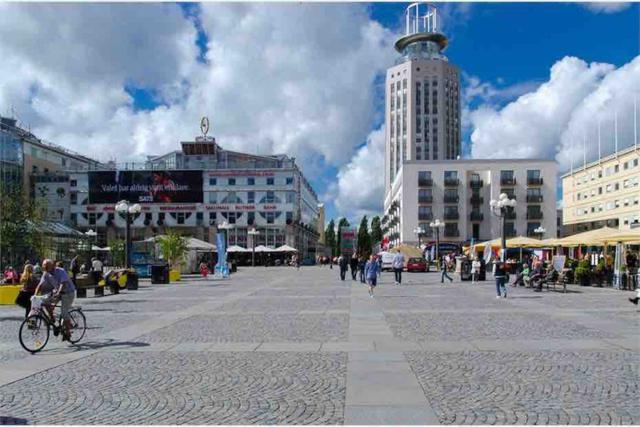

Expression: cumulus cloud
xmin=468 ymin=55 xmax=640 ymax=172
xmin=333 ymin=126 xmax=385 ymax=219
xmin=0 ymin=3 xmax=395 ymax=171
xmin=582 ymin=2 xmax=632 ymax=14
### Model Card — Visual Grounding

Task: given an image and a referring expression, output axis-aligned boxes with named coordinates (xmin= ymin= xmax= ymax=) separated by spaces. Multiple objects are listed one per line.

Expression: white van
xmin=378 ymin=252 xmax=396 ymax=271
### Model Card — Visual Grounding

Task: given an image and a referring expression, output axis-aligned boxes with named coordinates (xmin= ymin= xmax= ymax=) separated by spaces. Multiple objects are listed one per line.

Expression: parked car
xmin=406 ymin=257 xmax=428 ymax=272
xmin=379 ymin=252 xmax=396 ymax=271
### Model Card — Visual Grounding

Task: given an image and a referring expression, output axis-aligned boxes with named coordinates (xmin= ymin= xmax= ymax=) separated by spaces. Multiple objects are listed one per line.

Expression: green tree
xmin=324 ymin=219 xmax=336 ymax=257
xmin=108 ymin=238 xmax=126 ymax=267
xmin=370 ymin=216 xmax=383 ymax=245
xmin=335 ymin=217 xmax=350 ymax=256
xmin=157 ymin=231 xmax=188 ymax=270
xmin=0 ymin=184 xmax=48 ymax=268
xmin=357 ymin=216 xmax=371 ymax=256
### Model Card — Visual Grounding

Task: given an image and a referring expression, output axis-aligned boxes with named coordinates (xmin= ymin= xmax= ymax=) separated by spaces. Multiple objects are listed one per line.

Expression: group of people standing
xmin=336 ymin=253 xmax=381 ymax=297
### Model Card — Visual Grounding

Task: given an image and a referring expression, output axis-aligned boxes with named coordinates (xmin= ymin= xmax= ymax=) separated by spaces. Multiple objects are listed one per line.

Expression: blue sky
xmin=1 ymin=2 xmax=638 ymax=225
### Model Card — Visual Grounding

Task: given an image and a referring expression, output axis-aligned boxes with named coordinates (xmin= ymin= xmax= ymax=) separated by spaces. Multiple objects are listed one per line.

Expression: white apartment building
xmin=384 ymin=160 xmax=558 ymax=246
xmin=383 ymin=5 xmax=557 ymax=246
xmin=562 ymin=145 xmax=640 ymax=232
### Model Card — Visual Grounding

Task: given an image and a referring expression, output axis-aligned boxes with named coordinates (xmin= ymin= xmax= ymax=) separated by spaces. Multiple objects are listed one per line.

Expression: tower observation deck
xmin=394 ymin=3 xmax=448 ymax=64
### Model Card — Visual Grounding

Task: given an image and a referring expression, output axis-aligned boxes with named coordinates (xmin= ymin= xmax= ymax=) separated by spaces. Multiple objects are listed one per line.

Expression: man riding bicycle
xmin=34 ymin=259 xmax=76 ymax=341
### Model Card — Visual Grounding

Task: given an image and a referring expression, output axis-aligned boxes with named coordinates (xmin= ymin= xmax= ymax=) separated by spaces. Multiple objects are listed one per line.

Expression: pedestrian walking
xmin=471 ymin=257 xmax=481 ymax=284
xmin=494 ymin=260 xmax=508 ymax=298
xmin=350 ymin=254 xmax=358 ymax=281
xmin=441 ymin=256 xmax=453 ymax=283
xmin=91 ymin=257 xmax=103 ymax=286
xmin=70 ymin=256 xmax=80 ymax=285
xmin=358 ymin=256 xmax=366 ymax=283
xmin=392 ymin=251 xmax=404 ymax=285
xmin=338 ymin=255 xmax=348 ymax=281
xmin=17 ymin=264 xmax=38 ymax=318
xmin=365 ymin=255 xmax=380 ymax=297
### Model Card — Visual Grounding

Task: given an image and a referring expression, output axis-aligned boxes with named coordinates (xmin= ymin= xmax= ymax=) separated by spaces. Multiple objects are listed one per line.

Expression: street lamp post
xmin=218 ymin=221 xmax=233 ymax=271
xmin=115 ymin=200 xmax=141 ymax=268
xmin=429 ymin=219 xmax=444 ymax=271
xmin=248 ymin=228 xmax=260 ymax=267
xmin=413 ymin=226 xmax=424 ymax=252
xmin=534 ymin=226 xmax=546 ymax=240
xmin=489 ymin=193 xmax=517 ymax=261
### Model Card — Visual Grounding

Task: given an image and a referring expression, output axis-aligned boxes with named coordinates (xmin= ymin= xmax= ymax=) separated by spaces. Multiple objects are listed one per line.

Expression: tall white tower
xmin=384 ymin=3 xmax=461 ymax=193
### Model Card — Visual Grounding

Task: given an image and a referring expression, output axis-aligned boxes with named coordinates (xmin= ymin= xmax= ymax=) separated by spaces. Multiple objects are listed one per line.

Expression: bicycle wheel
xmin=19 ymin=314 xmax=50 ymax=353
xmin=67 ymin=309 xmax=86 ymax=344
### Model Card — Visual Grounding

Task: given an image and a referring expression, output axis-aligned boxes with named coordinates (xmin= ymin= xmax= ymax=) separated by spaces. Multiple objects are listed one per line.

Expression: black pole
xmin=125 ymin=212 xmax=131 ymax=268
xmin=252 ymin=235 xmax=256 ymax=267
xmin=501 ymin=209 xmax=506 ymax=262
xmin=436 ymin=228 xmax=440 ymax=271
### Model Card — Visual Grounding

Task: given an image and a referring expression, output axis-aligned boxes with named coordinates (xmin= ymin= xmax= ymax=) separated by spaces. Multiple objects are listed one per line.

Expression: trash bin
xmin=126 ymin=270 xmax=139 ymax=290
xmin=479 ymin=259 xmax=487 ymax=281
xmin=460 ymin=259 xmax=472 ymax=281
xmin=151 ymin=264 xmax=170 ymax=284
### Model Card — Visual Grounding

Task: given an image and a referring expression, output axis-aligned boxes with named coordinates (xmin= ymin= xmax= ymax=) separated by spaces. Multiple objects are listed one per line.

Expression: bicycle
xmin=18 ymin=298 xmax=87 ymax=354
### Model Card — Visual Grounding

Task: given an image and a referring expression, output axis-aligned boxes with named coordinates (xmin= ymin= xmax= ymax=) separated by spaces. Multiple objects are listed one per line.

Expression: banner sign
xmin=215 ymin=232 xmax=229 ymax=278
xmin=208 ymin=171 xmax=275 ymax=177
xmin=88 ymin=171 xmax=203 ymax=204
xmin=340 ymin=228 xmax=357 ymax=257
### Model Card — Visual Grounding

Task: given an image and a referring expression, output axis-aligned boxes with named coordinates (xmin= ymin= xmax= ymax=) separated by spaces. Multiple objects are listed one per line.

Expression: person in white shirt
xmin=91 ymin=257 xmax=103 ymax=285
xmin=392 ymin=252 xmax=405 ymax=285
xmin=471 ymin=257 xmax=481 ymax=284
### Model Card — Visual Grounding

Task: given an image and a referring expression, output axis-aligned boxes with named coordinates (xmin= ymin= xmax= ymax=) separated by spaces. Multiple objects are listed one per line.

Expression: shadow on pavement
xmin=0 ymin=316 xmax=24 ymax=322
xmin=0 ymin=416 xmax=28 ymax=425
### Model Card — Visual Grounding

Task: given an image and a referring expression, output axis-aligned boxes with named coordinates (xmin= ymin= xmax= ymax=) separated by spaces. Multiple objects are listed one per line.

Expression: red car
xmin=406 ymin=257 xmax=428 ymax=272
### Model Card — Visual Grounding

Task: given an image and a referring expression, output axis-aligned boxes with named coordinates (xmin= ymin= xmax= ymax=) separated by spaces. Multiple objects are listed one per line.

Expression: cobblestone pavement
xmin=0 ymin=267 xmax=637 ymax=424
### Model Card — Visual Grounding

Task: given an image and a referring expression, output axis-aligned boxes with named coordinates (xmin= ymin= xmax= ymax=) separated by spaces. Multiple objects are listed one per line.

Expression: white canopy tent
xmin=227 ymin=245 xmax=249 ymax=253
xmin=275 ymin=244 xmax=298 ymax=252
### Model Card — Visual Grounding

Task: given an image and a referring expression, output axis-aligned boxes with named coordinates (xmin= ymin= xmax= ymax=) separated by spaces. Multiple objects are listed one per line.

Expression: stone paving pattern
xmin=0 ymin=267 xmax=637 ymax=425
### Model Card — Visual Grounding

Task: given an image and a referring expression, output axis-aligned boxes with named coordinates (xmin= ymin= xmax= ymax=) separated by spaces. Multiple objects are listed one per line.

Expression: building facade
xmin=60 ymin=132 xmax=322 ymax=259
xmin=0 ymin=116 xmax=101 ymax=200
xmin=384 ymin=4 xmax=461 ymax=194
xmin=562 ymin=145 xmax=640 ymax=232
xmin=383 ymin=5 xmax=557 ymax=247
xmin=384 ymin=160 xmax=557 ymax=246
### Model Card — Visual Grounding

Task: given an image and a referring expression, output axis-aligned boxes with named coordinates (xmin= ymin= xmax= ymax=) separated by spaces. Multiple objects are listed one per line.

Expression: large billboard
xmin=89 ymin=171 xmax=203 ymax=204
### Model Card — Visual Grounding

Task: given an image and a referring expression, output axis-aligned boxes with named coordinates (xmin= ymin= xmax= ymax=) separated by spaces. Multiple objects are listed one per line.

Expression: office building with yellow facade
xmin=562 ymin=145 xmax=640 ymax=233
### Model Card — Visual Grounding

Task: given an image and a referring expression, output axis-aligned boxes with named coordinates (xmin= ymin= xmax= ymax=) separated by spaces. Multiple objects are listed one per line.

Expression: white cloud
xmin=582 ymin=2 xmax=632 ymax=14
xmin=468 ymin=55 xmax=640 ymax=171
xmin=333 ymin=126 xmax=385 ymax=219
xmin=0 ymin=3 xmax=396 ymax=176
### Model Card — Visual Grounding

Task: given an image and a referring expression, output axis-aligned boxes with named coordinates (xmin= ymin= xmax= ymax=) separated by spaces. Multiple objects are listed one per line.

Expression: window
xmin=266 ymin=191 xmax=275 ymax=203
xmin=247 ymin=191 xmax=255 ymax=204
xmin=176 ymin=212 xmax=186 ymax=225
xmin=500 ymin=170 xmax=514 ymax=181
xmin=418 ymin=206 xmax=432 ymax=220
xmin=444 ymin=170 xmax=458 ymax=180
xmin=286 ymin=177 xmax=293 ymax=185
xmin=70 ymin=192 xmax=77 ymax=204
xmin=70 ymin=179 xmax=77 ymax=187
xmin=614 ymin=164 xmax=619 ymax=173
xmin=247 ymin=211 xmax=255 ymax=225
xmin=286 ymin=211 xmax=293 ymax=223
xmin=418 ymin=188 xmax=432 ymax=202
xmin=228 ymin=178 xmax=236 ymax=186
xmin=286 ymin=192 xmax=295 ymax=204
xmin=70 ymin=213 xmax=77 ymax=225
xmin=209 ymin=212 xmax=217 ymax=225
xmin=208 ymin=192 xmax=217 ymax=203
xmin=247 ymin=177 xmax=255 ymax=186
xmin=209 ymin=178 xmax=217 ymax=186
xmin=266 ymin=177 xmax=274 ymax=185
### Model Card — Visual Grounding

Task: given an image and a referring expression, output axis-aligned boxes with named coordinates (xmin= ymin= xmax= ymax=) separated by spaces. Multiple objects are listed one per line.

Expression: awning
xmin=592 ymin=227 xmax=640 ymax=245
xmin=254 ymin=245 xmax=276 ymax=252
xmin=142 ymin=235 xmax=216 ymax=251
xmin=275 ymin=244 xmax=298 ymax=252
xmin=227 ymin=245 xmax=249 ymax=252
xmin=551 ymin=226 xmax=618 ymax=247
xmin=389 ymin=244 xmax=423 ymax=258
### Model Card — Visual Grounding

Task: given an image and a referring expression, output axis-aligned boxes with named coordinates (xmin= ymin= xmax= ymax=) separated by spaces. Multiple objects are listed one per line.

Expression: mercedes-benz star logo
xmin=200 ymin=117 xmax=210 ymax=137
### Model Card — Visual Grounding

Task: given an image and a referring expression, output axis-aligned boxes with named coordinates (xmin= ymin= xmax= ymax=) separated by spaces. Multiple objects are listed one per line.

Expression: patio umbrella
xmin=275 ymin=244 xmax=298 ymax=252
xmin=227 ymin=245 xmax=248 ymax=253
xmin=552 ymin=226 xmax=618 ymax=247
xmin=593 ymin=227 xmax=640 ymax=245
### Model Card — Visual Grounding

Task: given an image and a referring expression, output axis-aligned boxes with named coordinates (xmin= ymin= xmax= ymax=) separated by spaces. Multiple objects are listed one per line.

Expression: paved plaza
xmin=0 ymin=267 xmax=638 ymax=425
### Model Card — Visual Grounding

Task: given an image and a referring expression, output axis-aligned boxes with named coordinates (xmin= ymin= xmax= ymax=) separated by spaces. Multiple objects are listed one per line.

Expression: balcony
xmin=418 ymin=213 xmax=433 ymax=221
xmin=418 ymin=178 xmax=433 ymax=187
xmin=504 ymin=211 xmax=516 ymax=220
xmin=444 ymin=228 xmax=460 ymax=237
xmin=500 ymin=192 xmax=516 ymax=200
xmin=527 ymin=177 xmax=543 ymax=186
xmin=470 ymin=179 xmax=483 ymax=188
xmin=444 ymin=195 xmax=459 ymax=203
xmin=444 ymin=178 xmax=460 ymax=187
xmin=444 ymin=211 xmax=459 ymax=220
xmin=470 ymin=212 xmax=484 ymax=221
xmin=526 ymin=195 xmax=543 ymax=203
xmin=470 ymin=195 xmax=484 ymax=204
xmin=418 ymin=196 xmax=433 ymax=204
xmin=500 ymin=177 xmax=517 ymax=186
xmin=526 ymin=211 xmax=544 ymax=220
